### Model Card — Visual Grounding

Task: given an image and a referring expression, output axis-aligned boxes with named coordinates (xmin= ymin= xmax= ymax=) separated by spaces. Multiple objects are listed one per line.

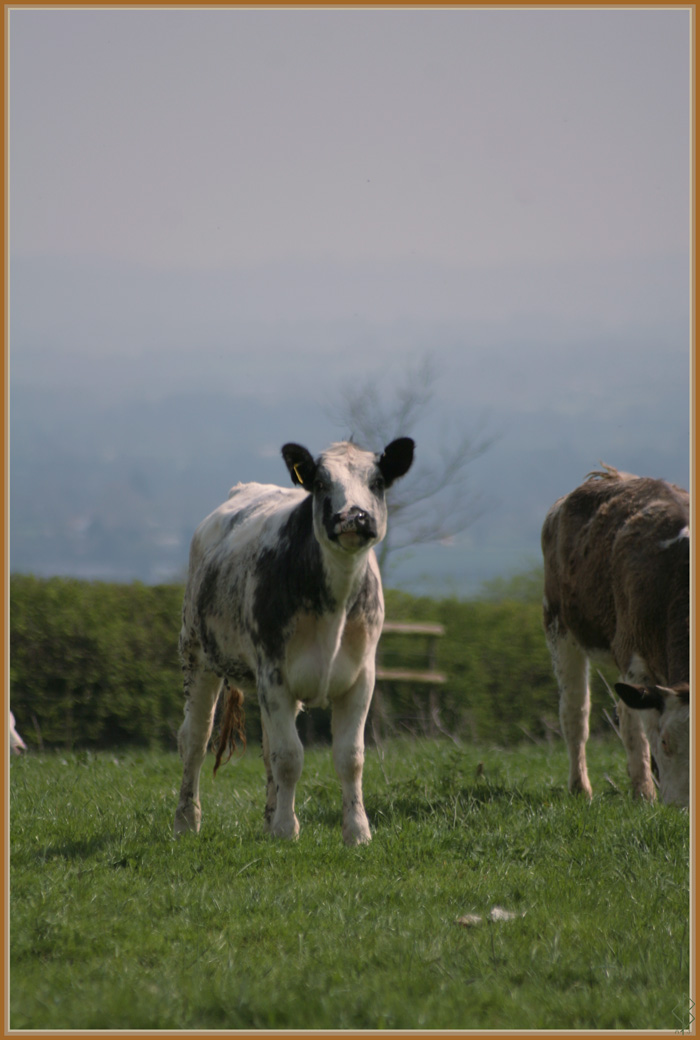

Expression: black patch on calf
xmin=190 ymin=558 xmax=253 ymax=681
xmin=195 ymin=559 xmax=221 ymax=623
xmin=378 ymin=438 xmax=415 ymax=488
xmin=252 ymin=496 xmax=335 ymax=660
xmin=281 ymin=443 xmax=317 ymax=490
xmin=322 ymin=496 xmax=336 ymax=541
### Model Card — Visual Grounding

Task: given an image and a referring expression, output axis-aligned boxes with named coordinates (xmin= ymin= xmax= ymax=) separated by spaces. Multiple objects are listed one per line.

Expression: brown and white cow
xmin=541 ymin=465 xmax=690 ymax=806
xmin=174 ymin=438 xmax=414 ymax=844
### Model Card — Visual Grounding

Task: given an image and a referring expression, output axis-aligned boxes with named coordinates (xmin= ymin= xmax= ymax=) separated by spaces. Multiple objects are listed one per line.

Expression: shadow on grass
xmin=369 ymin=781 xmax=565 ymax=822
xmin=26 ymin=833 xmax=115 ymax=865
xmin=294 ymin=780 xmax=568 ymax=838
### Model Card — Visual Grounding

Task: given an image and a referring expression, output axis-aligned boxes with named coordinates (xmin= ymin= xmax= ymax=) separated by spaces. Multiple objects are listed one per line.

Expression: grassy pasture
xmin=9 ymin=737 xmax=690 ymax=1031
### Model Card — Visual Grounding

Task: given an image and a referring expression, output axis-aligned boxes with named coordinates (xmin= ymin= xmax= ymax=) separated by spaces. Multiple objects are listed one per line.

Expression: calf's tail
xmin=213 ymin=682 xmax=246 ymax=777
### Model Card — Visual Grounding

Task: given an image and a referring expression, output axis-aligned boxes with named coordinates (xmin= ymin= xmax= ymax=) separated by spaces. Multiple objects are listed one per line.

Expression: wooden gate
xmin=372 ymin=621 xmax=449 ymax=740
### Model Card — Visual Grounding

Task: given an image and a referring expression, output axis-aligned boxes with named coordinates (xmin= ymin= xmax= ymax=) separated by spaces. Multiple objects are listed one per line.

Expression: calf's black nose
xmin=336 ymin=506 xmax=376 ymax=539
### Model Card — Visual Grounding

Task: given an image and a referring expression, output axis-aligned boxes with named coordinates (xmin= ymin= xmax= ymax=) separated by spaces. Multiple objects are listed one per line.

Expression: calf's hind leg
xmin=174 ymin=658 xmax=223 ymax=836
xmin=546 ymin=623 xmax=593 ymax=798
xmin=260 ymin=687 xmax=303 ymax=840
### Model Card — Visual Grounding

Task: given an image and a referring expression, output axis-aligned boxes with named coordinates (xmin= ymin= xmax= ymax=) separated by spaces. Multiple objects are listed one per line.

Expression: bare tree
xmin=329 ymin=355 xmax=496 ymax=574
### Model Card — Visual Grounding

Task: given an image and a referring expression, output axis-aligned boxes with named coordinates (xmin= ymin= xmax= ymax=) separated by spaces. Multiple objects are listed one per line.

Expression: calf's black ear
xmin=615 ymin=682 xmax=665 ymax=714
xmin=281 ymin=443 xmax=317 ymax=490
xmin=378 ymin=437 xmax=415 ymax=488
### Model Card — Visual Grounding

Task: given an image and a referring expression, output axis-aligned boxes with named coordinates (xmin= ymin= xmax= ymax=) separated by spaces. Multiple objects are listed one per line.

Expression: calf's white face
xmin=615 ymin=682 xmax=690 ymax=807
xmin=282 ymin=439 xmax=414 ymax=555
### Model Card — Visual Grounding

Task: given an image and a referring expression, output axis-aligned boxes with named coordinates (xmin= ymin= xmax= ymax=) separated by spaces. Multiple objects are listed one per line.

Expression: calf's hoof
xmin=632 ymin=780 xmax=657 ymax=802
xmin=343 ymin=814 xmax=372 ymax=846
xmin=568 ymin=777 xmax=593 ymax=800
xmin=343 ymin=828 xmax=372 ymax=847
xmin=173 ymin=803 xmax=201 ymax=837
xmin=267 ymin=813 xmax=300 ymax=841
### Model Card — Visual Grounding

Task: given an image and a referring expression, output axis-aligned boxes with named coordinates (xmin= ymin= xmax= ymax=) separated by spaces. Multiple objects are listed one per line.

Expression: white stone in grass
xmin=489 ymin=906 xmax=524 ymax=922
xmin=456 ymin=906 xmax=525 ymax=927
xmin=456 ymin=913 xmax=483 ymax=927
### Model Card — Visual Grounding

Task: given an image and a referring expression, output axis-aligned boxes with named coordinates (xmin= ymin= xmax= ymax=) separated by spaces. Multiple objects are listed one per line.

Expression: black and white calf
xmin=174 ymin=438 xmax=414 ymax=844
xmin=542 ymin=466 xmax=690 ymax=806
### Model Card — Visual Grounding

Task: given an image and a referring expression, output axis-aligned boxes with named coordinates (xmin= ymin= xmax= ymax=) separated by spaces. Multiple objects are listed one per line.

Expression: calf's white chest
xmin=284 ymin=613 xmax=373 ymax=708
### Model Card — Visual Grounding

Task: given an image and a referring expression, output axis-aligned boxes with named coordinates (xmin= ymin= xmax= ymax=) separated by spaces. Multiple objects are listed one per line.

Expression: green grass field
xmin=9 ymin=737 xmax=691 ymax=1031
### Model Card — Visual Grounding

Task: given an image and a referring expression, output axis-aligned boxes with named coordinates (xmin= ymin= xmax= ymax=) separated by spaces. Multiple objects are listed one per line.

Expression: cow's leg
xmin=174 ymin=661 xmax=222 ymax=836
xmin=617 ymin=701 xmax=656 ymax=800
xmin=331 ymin=672 xmax=373 ymax=845
xmin=616 ymin=658 xmax=657 ymax=801
xmin=259 ymin=683 xmax=303 ymax=840
xmin=546 ymin=623 xmax=593 ymax=798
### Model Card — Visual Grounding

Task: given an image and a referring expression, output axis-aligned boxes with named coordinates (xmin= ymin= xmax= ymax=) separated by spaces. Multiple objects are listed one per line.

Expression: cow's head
xmin=615 ymin=681 xmax=690 ymax=807
xmin=281 ymin=439 xmax=414 ymax=554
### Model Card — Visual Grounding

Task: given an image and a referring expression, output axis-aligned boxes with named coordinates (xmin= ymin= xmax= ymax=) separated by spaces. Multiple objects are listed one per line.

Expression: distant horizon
xmin=10 ymin=282 xmax=689 ymax=597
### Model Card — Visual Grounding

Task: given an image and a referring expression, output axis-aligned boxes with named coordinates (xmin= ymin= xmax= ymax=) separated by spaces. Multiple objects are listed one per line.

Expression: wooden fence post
xmin=373 ymin=622 xmax=447 ymax=740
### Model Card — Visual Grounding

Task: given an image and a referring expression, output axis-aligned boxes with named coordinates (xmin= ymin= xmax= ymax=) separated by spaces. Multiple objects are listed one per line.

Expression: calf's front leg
xmin=331 ymin=670 xmax=374 ymax=846
xmin=617 ymin=699 xmax=656 ymax=801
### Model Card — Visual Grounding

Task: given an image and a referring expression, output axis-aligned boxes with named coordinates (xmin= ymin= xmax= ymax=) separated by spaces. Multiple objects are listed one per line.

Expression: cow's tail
xmin=213 ymin=682 xmax=246 ymax=777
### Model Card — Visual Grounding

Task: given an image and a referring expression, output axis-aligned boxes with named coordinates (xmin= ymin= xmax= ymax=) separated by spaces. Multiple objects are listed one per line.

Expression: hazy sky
xmin=7 ymin=6 xmax=693 ymax=590
xmin=10 ymin=6 xmax=690 ymax=273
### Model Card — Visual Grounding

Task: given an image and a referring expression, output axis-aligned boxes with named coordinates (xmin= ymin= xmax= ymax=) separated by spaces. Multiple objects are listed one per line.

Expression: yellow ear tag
xmin=293 ymin=462 xmax=304 ymax=485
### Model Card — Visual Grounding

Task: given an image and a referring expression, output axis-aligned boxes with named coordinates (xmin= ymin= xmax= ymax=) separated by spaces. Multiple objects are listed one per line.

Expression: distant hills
xmin=9 ymin=251 xmax=690 ymax=596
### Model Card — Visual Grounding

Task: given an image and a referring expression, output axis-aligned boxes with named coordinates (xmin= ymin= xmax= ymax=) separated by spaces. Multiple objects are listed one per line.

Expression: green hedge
xmin=10 ymin=577 xmax=184 ymax=750
xmin=9 ymin=574 xmax=616 ymax=751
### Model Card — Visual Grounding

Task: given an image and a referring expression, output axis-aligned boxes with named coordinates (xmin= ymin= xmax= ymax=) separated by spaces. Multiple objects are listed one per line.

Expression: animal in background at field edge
xmin=174 ymin=437 xmax=415 ymax=844
xmin=10 ymin=712 xmax=27 ymax=755
xmin=541 ymin=465 xmax=689 ymax=806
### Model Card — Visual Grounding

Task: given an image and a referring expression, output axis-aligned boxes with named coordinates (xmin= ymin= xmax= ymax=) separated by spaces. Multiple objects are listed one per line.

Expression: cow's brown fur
xmin=542 ymin=465 xmax=689 ymax=802
xmin=543 ymin=465 xmax=689 ymax=683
